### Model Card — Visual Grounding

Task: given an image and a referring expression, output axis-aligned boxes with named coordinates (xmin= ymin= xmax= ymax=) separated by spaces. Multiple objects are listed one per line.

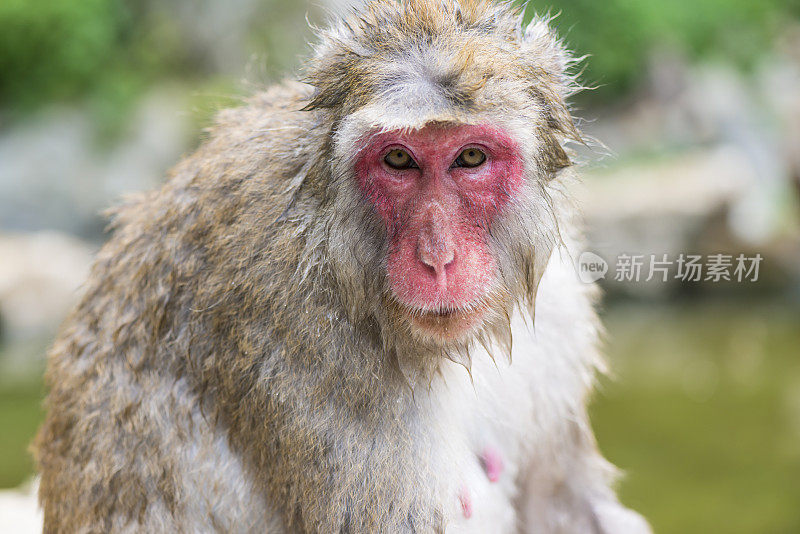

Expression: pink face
xmin=354 ymin=123 xmax=524 ymax=340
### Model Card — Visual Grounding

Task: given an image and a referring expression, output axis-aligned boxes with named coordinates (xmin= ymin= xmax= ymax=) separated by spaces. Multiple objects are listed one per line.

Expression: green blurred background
xmin=1 ymin=1 xmax=799 ymax=532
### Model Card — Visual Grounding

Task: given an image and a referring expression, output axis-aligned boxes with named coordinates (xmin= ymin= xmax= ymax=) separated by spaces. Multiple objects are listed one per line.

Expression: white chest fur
xmin=418 ymin=253 xmax=603 ymax=533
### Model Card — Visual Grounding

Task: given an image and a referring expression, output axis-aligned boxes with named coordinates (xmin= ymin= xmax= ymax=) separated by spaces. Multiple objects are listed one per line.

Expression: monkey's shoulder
xmin=209 ymin=80 xmax=319 ymax=148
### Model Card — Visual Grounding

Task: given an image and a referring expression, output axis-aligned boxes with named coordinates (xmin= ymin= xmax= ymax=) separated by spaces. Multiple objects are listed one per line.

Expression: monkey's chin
xmin=404 ymin=306 xmax=488 ymax=344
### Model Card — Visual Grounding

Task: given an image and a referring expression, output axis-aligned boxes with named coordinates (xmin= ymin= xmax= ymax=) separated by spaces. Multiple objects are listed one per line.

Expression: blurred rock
xmin=759 ymin=26 xmax=800 ymax=205
xmin=0 ymin=88 xmax=191 ymax=237
xmin=573 ymin=38 xmax=800 ymax=298
xmin=578 ymin=147 xmax=749 ymax=297
xmin=0 ymin=232 xmax=94 ymax=342
xmin=578 ymin=143 xmax=800 ymax=298
xmin=580 ymin=49 xmax=799 ymax=244
xmin=149 ymin=0 xmax=262 ymax=75
xmin=0 ymin=479 xmax=41 ymax=534
xmin=583 ymin=146 xmax=750 ymax=224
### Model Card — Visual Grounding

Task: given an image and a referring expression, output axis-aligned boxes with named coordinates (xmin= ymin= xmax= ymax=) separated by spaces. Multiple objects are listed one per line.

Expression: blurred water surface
xmin=594 ymin=302 xmax=800 ymax=534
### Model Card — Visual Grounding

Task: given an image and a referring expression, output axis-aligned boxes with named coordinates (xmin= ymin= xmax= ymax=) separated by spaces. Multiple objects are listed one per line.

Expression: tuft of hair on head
xmin=302 ymin=0 xmax=586 ymax=163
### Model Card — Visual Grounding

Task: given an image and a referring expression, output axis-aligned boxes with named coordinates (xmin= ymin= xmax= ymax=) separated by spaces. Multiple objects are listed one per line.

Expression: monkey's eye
xmin=453 ymin=148 xmax=486 ymax=168
xmin=384 ymin=149 xmax=417 ymax=169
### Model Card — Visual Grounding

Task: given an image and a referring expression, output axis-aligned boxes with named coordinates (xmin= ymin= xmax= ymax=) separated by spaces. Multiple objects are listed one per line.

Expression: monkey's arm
xmin=514 ymin=418 xmax=652 ymax=534
xmin=502 ymin=238 xmax=652 ymax=534
xmin=35 ymin=325 xmax=278 ymax=533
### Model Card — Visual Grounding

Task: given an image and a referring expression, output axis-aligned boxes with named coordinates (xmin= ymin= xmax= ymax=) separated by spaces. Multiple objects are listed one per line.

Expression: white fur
xmin=412 ymin=244 xmax=651 ymax=533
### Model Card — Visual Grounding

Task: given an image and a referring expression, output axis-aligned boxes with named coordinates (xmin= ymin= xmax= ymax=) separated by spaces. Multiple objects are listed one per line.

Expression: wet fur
xmin=35 ymin=1 xmax=651 ymax=532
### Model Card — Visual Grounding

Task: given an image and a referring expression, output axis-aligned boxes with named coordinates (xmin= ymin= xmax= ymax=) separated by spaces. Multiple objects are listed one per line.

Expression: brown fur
xmin=33 ymin=2 xmax=636 ymax=533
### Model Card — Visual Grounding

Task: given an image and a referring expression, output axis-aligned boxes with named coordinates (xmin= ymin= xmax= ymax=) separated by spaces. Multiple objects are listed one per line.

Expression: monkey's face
xmin=313 ymin=3 xmax=578 ymax=349
xmin=354 ymin=122 xmax=524 ymax=343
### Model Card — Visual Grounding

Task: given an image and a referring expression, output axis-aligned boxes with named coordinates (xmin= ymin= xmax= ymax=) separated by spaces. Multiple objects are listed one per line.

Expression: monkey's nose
xmin=418 ymin=242 xmax=455 ymax=286
xmin=416 ymin=203 xmax=455 ymax=286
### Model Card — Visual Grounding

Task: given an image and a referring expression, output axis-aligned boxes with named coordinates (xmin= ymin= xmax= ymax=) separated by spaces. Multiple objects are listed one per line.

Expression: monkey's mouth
xmin=426 ymin=308 xmax=456 ymax=318
xmin=402 ymin=303 xmax=488 ymax=342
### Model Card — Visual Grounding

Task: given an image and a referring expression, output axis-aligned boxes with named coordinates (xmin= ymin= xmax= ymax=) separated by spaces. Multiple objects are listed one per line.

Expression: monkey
xmin=34 ymin=1 xmax=653 ymax=532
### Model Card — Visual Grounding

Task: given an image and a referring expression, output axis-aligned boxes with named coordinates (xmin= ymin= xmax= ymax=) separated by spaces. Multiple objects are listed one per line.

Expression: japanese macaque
xmin=35 ymin=1 xmax=652 ymax=532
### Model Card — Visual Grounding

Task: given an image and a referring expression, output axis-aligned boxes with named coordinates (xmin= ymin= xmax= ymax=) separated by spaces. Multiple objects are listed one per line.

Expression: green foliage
xmin=0 ymin=0 xmax=314 ymax=139
xmin=0 ymin=0 xmax=123 ymax=109
xmin=523 ymin=0 xmax=800 ymax=101
xmin=1 ymin=0 xmax=798 ymax=133
xmin=0 ymin=0 xmax=194 ymax=137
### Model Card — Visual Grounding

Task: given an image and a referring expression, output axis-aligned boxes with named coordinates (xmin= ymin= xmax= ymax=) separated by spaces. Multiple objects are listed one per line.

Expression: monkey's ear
xmin=520 ymin=15 xmax=579 ymax=98
xmin=520 ymin=15 xmax=583 ymax=168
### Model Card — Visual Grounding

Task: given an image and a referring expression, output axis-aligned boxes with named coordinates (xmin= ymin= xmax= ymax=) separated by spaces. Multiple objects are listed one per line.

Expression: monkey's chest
xmin=420 ymin=355 xmax=542 ymax=533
